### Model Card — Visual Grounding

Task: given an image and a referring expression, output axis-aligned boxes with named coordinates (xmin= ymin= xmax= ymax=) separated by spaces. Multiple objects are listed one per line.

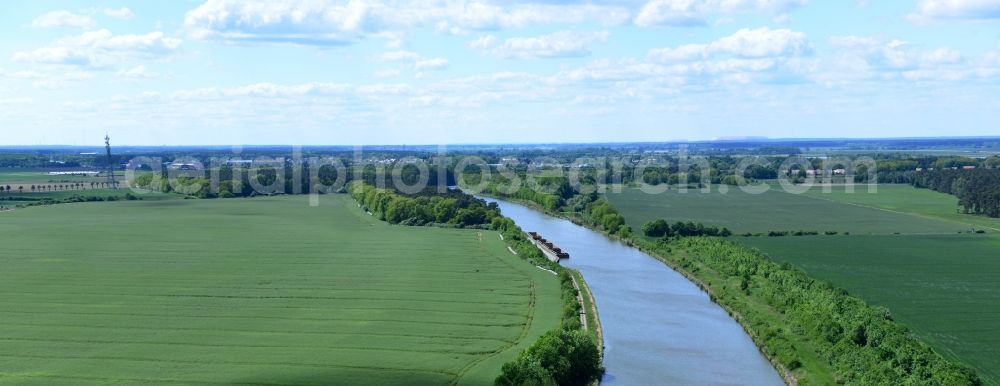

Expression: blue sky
xmin=1 ymin=0 xmax=999 ymax=145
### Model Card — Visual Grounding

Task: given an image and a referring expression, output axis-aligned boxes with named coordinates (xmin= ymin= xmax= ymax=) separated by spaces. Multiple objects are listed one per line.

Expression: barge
xmin=526 ymin=231 xmax=569 ymax=263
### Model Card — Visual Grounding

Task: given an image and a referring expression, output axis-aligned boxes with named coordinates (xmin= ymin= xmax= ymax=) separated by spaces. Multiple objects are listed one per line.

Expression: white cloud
xmin=648 ymin=27 xmax=809 ymax=63
xmin=104 ymin=8 xmax=136 ymax=20
xmin=720 ymin=0 xmax=808 ymax=14
xmin=414 ymin=57 xmax=449 ymax=70
xmin=490 ymin=30 xmax=609 ymax=59
xmin=31 ymin=10 xmax=95 ymax=29
xmin=11 ymin=29 xmax=182 ymax=67
xmin=467 ymin=35 xmax=496 ymax=50
xmin=182 ymin=0 xmax=631 ymax=46
xmin=910 ymin=0 xmax=1000 ymax=21
xmin=635 ymin=0 xmax=711 ymax=27
xmin=634 ymin=0 xmax=807 ymax=27
xmin=712 ymin=27 xmax=809 ymax=57
xmin=815 ymin=35 xmax=976 ymax=84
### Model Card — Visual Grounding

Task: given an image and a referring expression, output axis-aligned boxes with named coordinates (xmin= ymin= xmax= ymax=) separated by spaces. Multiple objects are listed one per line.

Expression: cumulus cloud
xmin=635 ymin=0 xmax=711 ymax=27
xmin=489 ymin=30 xmax=609 ymax=59
xmin=909 ymin=0 xmax=1000 ymax=21
xmin=104 ymin=8 xmax=136 ymax=20
xmin=12 ymin=29 xmax=182 ymax=67
xmin=648 ymin=27 xmax=809 ymax=62
xmin=712 ymin=27 xmax=809 ymax=57
xmin=467 ymin=35 xmax=497 ymax=50
xmin=31 ymin=10 xmax=95 ymax=29
xmin=817 ymin=35 xmax=974 ymax=84
xmin=634 ymin=0 xmax=807 ymax=27
xmin=182 ymin=0 xmax=630 ymax=46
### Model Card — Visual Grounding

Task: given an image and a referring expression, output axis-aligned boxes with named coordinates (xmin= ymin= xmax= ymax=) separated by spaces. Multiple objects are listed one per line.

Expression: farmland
xmin=0 ymin=194 xmax=562 ymax=385
xmin=0 ymin=169 xmax=107 ymax=186
xmin=801 ymin=184 xmax=1000 ymax=231
xmin=743 ymin=234 xmax=1000 ymax=384
xmin=606 ymin=185 xmax=969 ymax=235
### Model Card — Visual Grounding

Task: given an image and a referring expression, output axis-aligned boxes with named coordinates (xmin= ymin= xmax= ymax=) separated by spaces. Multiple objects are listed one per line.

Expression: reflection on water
xmin=483 ymin=197 xmax=785 ymax=386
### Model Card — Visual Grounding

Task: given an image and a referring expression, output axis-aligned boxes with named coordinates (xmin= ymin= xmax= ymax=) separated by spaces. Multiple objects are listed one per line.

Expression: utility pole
xmin=105 ymin=134 xmax=118 ymax=189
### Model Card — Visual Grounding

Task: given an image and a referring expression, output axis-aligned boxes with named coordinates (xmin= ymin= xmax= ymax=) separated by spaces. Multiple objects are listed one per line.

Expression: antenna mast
xmin=105 ymin=134 xmax=117 ymax=189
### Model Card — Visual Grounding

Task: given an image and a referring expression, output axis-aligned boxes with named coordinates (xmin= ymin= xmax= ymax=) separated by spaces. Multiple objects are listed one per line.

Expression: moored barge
xmin=526 ymin=231 xmax=570 ymax=262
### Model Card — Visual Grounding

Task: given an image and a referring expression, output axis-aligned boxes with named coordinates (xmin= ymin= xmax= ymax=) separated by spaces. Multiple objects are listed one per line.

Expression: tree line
xmin=349 ymin=181 xmax=503 ymax=228
xmin=911 ymin=169 xmax=1000 ymax=217
xmin=642 ymin=219 xmax=732 ymax=238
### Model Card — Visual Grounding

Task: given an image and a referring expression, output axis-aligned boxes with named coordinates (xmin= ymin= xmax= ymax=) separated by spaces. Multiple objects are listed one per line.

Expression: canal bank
xmin=481 ymin=195 xmax=786 ymax=386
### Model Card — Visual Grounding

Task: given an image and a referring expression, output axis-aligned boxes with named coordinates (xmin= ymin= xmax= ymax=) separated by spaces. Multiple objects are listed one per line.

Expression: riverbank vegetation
xmin=744 ymin=233 xmax=1000 ymax=384
xmin=349 ymin=181 xmax=503 ymax=228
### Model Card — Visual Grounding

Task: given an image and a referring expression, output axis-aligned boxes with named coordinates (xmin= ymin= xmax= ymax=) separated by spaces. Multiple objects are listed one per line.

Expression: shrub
xmin=496 ymin=329 xmax=603 ymax=386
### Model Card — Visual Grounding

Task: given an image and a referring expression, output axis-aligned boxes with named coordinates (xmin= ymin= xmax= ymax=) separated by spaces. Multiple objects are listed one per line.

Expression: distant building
xmin=962 ymin=165 xmax=976 ymax=170
xmin=169 ymin=163 xmax=199 ymax=170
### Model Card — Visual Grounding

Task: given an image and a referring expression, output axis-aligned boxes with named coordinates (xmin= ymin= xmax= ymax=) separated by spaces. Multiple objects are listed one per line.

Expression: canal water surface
xmin=482 ymin=197 xmax=785 ymax=386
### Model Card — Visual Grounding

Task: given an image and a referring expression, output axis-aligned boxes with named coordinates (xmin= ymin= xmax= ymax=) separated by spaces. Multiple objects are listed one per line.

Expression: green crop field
xmin=606 ymin=185 xmax=968 ymax=235
xmin=801 ymin=184 xmax=1000 ymax=232
xmin=0 ymin=194 xmax=561 ymax=385
xmin=743 ymin=234 xmax=1000 ymax=385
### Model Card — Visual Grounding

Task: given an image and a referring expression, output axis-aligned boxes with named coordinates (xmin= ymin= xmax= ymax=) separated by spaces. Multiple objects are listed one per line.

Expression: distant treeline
xmin=1 ymin=193 xmax=138 ymax=208
xmin=912 ymin=169 xmax=1000 ymax=218
xmin=0 ymin=154 xmax=86 ymax=168
xmin=132 ymin=163 xmax=454 ymax=199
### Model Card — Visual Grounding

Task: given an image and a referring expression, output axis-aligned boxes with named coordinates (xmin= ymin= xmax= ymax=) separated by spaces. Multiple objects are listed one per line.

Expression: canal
xmin=482 ymin=197 xmax=785 ymax=386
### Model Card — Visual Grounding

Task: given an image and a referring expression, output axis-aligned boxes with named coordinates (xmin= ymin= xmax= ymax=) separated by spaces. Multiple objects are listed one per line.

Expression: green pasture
xmin=0 ymin=194 xmax=561 ymax=385
xmin=606 ymin=185 xmax=968 ymax=235
xmin=743 ymin=234 xmax=1000 ymax=385
xmin=801 ymin=184 xmax=1000 ymax=231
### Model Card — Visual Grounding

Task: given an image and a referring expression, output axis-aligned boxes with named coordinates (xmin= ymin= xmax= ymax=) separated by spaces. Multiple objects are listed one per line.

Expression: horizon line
xmin=4 ymin=135 xmax=1000 ymax=149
